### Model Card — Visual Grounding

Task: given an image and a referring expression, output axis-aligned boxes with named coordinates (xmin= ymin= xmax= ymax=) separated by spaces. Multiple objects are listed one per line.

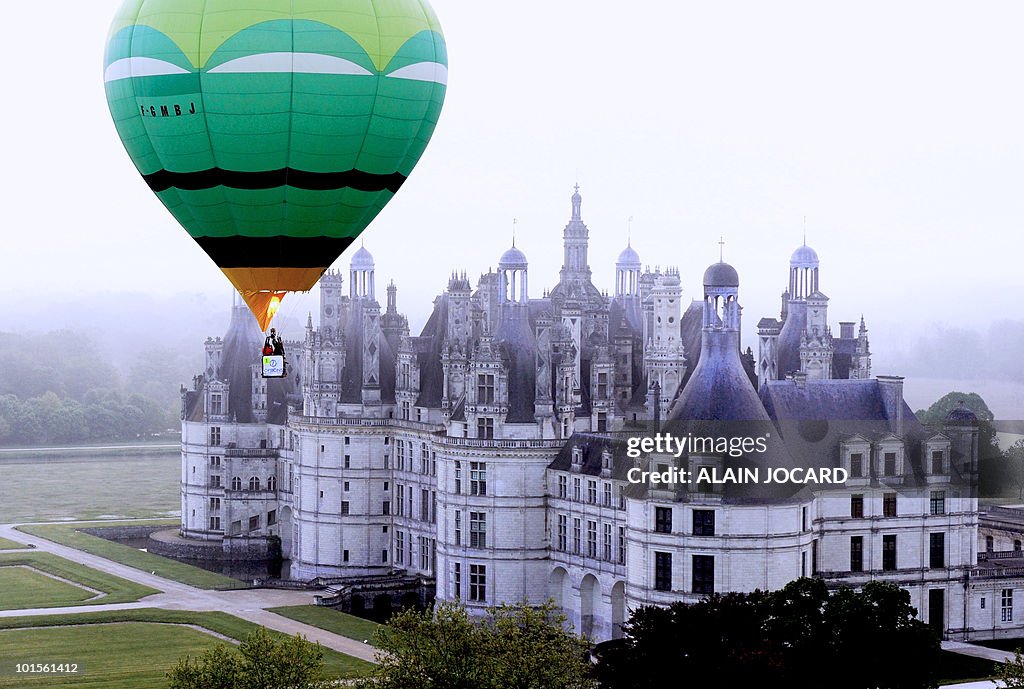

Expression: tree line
xmin=0 ymin=330 xmax=194 ymax=445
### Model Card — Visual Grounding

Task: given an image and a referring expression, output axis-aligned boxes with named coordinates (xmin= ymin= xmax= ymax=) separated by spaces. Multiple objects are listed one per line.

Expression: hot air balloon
xmin=103 ymin=0 xmax=447 ymax=331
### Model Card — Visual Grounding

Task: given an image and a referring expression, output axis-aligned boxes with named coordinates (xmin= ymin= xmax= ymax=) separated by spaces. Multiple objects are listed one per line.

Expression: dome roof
xmin=945 ymin=401 xmax=979 ymax=423
xmin=617 ymin=244 xmax=640 ymax=266
xmin=351 ymin=245 xmax=374 ymax=268
xmin=499 ymin=245 xmax=528 ymax=268
xmin=703 ymin=261 xmax=739 ymax=288
xmin=791 ymin=244 xmax=819 ymax=266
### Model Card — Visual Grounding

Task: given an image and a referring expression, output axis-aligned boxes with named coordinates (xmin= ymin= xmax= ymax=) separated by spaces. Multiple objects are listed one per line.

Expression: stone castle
xmin=180 ymin=187 xmax=1023 ymax=642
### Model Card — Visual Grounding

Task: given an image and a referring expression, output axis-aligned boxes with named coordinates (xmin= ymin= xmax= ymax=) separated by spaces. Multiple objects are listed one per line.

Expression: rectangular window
xmin=209 ymin=497 xmax=220 ymax=511
xmin=884 ymin=452 xmax=897 ymax=476
xmin=344 ymin=481 xmax=350 ymax=492
xmin=930 ymin=490 xmax=946 ymax=516
xmin=267 ymin=509 xmax=276 ymax=526
xmin=454 ymin=460 xmax=462 ymax=494
xmin=573 ymin=518 xmax=581 ymax=555
xmin=851 ymin=494 xmax=864 ymax=518
xmin=930 ymin=533 xmax=945 ymax=569
xmin=604 ymin=482 xmax=612 ymax=507
xmin=382 ymin=549 xmax=388 ymax=563
xmin=596 ymin=412 xmax=607 ymax=433
xmin=655 ymin=552 xmax=672 ymax=591
xmin=431 ymin=491 xmax=437 ymax=524
xmin=341 ymin=501 xmax=350 ymax=515
xmin=850 ymin=536 xmax=863 ymax=572
xmin=597 ymin=372 xmax=608 ymax=399
xmin=618 ymin=526 xmax=626 ymax=564
xmin=693 ymin=510 xmax=715 ymax=536
xmin=603 ymin=523 xmax=612 ymax=560
xmin=477 ymin=374 xmax=495 ymax=404
xmin=210 ymin=455 xmax=221 ymax=468
xmin=573 ymin=478 xmax=581 ymax=501
xmin=396 ymin=531 xmax=404 ymax=564
xmin=453 ymin=562 xmax=461 ymax=599
xmin=421 ymin=489 xmax=430 ymax=521
xmin=420 ymin=537 xmax=430 ymax=570
xmin=455 ymin=510 xmax=462 ymax=546
xmin=248 ymin=515 xmax=260 ymax=531
xmin=655 ymin=507 xmax=673 ymax=534
xmin=587 ymin=480 xmax=597 ymax=504
xmin=470 ymin=512 xmax=487 ymax=548
xmin=469 ymin=564 xmax=487 ymax=602
xmin=932 ymin=450 xmax=944 ymax=474
xmin=1003 ymin=589 xmax=1014 ymax=623
xmin=383 ymin=501 xmax=391 ymax=516
xmin=587 ymin=520 xmax=597 ymax=558
xmin=397 ymin=485 xmax=405 ymax=516
xmin=882 ymin=534 xmax=897 ymax=571
xmin=343 ymin=550 xmax=349 ymax=562
xmin=210 ymin=393 xmax=222 ymax=415
xmin=802 ymin=506 xmax=809 ymax=531
xmin=693 ymin=555 xmax=715 ymax=594
xmin=619 ymin=486 xmax=626 ymax=510
xmin=210 ymin=427 xmax=221 ymax=446
xmin=883 ymin=493 xmax=897 ymax=518
xmin=344 ymin=455 xmax=351 ymax=469
xmin=850 ymin=453 xmax=863 ymax=477
xmin=470 ymin=462 xmax=487 ymax=496
xmin=477 ymin=417 xmax=494 ymax=439
xmin=557 ymin=515 xmax=567 ymax=551
xmin=397 ymin=440 xmax=405 ymax=471
xmin=209 ymin=516 xmax=221 ymax=531
xmin=558 ymin=475 xmax=567 ymax=499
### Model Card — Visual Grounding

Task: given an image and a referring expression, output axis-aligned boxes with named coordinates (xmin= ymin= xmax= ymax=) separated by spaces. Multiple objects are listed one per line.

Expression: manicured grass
xmin=0 ymin=450 xmax=180 ymax=523
xmin=0 ymin=536 xmax=30 ymax=550
xmin=268 ymin=605 xmax=382 ymax=645
xmin=0 ymin=551 xmax=158 ymax=606
xmin=0 ymin=622 xmax=227 ymax=688
xmin=0 ymin=609 xmax=374 ymax=683
xmin=0 ymin=566 xmax=96 ymax=610
xmin=16 ymin=522 xmax=243 ymax=590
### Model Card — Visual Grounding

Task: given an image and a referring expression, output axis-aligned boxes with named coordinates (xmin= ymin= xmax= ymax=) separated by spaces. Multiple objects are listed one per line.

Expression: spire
xmin=571 ymin=184 xmax=582 ymax=221
xmin=512 ymin=218 xmax=517 ymax=247
xmin=719 ymin=236 xmax=726 ymax=263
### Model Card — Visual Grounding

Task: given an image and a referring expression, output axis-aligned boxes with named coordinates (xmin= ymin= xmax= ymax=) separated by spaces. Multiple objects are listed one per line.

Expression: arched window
xmin=231 ymin=476 xmax=242 ymax=491
xmin=268 ymin=476 xmax=277 ymax=492
xmin=249 ymin=476 xmax=261 ymax=491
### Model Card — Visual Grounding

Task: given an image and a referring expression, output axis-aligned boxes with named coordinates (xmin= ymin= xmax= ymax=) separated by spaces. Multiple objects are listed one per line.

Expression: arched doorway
xmin=580 ymin=574 xmax=599 ymax=639
xmin=611 ymin=581 xmax=626 ymax=639
xmin=549 ymin=567 xmax=569 ymax=609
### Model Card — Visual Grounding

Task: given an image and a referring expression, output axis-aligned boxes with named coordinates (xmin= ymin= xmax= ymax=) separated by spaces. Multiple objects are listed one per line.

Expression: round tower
xmin=350 ymin=245 xmax=375 ymax=300
xmin=615 ymin=243 xmax=641 ymax=297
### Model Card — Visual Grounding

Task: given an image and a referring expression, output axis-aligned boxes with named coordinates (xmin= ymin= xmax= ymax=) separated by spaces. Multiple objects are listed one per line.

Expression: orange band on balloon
xmin=221 ymin=267 xmax=327 ymax=331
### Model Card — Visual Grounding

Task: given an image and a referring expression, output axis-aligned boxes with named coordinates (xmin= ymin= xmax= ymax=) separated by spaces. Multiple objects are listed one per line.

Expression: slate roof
xmin=221 ymin=304 xmax=263 ymax=423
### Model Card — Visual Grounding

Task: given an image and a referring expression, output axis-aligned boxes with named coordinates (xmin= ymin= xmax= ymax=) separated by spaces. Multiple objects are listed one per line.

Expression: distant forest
xmin=0 ymin=330 xmax=195 ymax=446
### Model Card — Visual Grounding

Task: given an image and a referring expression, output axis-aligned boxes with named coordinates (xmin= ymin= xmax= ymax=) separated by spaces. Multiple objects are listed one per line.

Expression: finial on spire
xmin=574 ymin=182 xmax=580 ymax=194
xmin=719 ymin=236 xmax=726 ymax=262
xmin=803 ymin=216 xmax=807 ymax=246
xmin=512 ymin=218 xmax=517 ymax=247
xmin=628 ymin=216 xmax=634 ymax=246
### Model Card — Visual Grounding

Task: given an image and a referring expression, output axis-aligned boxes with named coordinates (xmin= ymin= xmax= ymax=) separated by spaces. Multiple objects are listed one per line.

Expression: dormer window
xmin=571 ymin=447 xmax=583 ymax=472
xmin=601 ymin=449 xmax=613 ymax=477
xmin=931 ymin=450 xmax=945 ymax=474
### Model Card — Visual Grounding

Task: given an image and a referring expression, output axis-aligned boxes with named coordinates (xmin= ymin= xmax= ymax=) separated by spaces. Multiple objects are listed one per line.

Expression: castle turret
xmin=668 ymin=260 xmax=768 ymax=421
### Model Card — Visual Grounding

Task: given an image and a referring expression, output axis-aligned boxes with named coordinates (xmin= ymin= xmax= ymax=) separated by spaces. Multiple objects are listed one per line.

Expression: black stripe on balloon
xmin=144 ymin=168 xmax=406 ymax=194
xmin=195 ymin=236 xmax=355 ymax=268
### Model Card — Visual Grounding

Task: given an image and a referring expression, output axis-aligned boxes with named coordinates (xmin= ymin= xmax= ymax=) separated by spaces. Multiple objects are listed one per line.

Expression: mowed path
xmin=0 ymin=522 xmax=378 ymax=663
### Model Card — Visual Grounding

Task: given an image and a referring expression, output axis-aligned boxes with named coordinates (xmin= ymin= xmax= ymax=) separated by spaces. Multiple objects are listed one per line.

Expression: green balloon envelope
xmin=104 ymin=0 xmax=447 ymax=328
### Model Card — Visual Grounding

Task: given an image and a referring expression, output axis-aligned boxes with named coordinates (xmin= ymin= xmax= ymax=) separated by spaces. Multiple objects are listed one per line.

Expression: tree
xmin=363 ymin=600 xmax=592 ymax=689
xmin=1006 ymin=439 xmax=1024 ymax=500
xmin=167 ymin=627 xmax=327 ymax=689
xmin=997 ymin=648 xmax=1024 ymax=688
xmin=595 ymin=579 xmax=940 ymax=689
xmin=916 ymin=391 xmax=999 ymax=453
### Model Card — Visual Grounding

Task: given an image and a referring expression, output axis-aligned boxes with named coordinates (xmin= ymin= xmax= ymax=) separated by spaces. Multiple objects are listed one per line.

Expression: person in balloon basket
xmin=263 ymin=329 xmax=287 ymax=376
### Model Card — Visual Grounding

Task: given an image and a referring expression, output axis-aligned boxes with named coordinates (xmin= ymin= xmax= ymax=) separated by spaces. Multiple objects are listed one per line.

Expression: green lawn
xmin=0 ymin=622 xmax=229 ymax=688
xmin=16 ymin=522 xmax=243 ymax=590
xmin=0 ymin=566 xmax=96 ymax=610
xmin=0 ymin=551 xmax=158 ymax=606
xmin=0 ymin=536 xmax=30 ymax=550
xmin=0 ymin=609 xmax=374 ymax=685
xmin=268 ymin=605 xmax=382 ymax=645
xmin=0 ymin=450 xmax=180 ymax=523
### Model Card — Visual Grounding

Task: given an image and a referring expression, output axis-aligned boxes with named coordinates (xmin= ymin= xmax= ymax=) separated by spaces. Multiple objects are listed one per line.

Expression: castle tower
xmin=643 ymin=269 xmax=687 ymax=412
xmin=799 ymin=290 xmax=833 ymax=380
xmin=615 ymin=242 xmax=641 ymax=298
xmin=668 ymin=260 xmax=769 ymax=421
xmin=349 ymin=245 xmax=375 ymax=301
xmin=776 ymin=243 xmax=820 ymax=378
xmin=498 ymin=245 xmax=529 ymax=305
xmin=851 ymin=316 xmax=872 ymax=379
xmin=559 ymin=185 xmax=592 ymax=285
xmin=319 ymin=270 xmax=343 ymax=342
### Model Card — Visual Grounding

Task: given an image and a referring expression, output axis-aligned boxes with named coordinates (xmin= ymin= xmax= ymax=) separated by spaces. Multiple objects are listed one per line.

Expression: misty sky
xmin=3 ymin=1 xmax=1023 ymax=362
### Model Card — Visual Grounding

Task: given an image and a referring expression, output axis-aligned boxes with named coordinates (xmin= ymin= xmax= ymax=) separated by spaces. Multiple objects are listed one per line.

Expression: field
xmin=0 ymin=449 xmax=180 ymax=523
xmin=0 ymin=536 xmax=29 ymax=550
xmin=268 ymin=605 xmax=382 ymax=644
xmin=0 ymin=551 xmax=158 ymax=607
xmin=0 ymin=609 xmax=374 ymax=687
xmin=16 ymin=522 xmax=242 ymax=590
